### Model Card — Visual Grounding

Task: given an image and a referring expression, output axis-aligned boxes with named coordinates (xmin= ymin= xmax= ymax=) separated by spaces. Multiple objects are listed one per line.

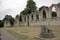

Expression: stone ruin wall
xmin=4 ymin=3 xmax=60 ymax=27
xmin=19 ymin=3 xmax=60 ymax=27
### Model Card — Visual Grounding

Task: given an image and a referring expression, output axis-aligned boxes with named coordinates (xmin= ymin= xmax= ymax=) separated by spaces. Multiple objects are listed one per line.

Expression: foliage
xmin=3 ymin=15 xmax=15 ymax=26
xmin=16 ymin=14 xmax=20 ymax=18
xmin=20 ymin=8 xmax=29 ymax=15
xmin=26 ymin=0 xmax=37 ymax=12
xmin=0 ymin=20 xmax=4 ymax=27
xmin=20 ymin=0 xmax=37 ymax=15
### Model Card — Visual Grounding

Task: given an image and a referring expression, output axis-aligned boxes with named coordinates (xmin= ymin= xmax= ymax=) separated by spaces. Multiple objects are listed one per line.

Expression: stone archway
xmin=51 ymin=6 xmax=57 ymax=17
xmin=43 ymin=10 xmax=46 ymax=18
xmin=49 ymin=4 xmax=60 ymax=18
xmin=36 ymin=15 xmax=39 ymax=20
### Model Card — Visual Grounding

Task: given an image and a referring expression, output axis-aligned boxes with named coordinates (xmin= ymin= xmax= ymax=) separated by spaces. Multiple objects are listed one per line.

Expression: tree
xmin=0 ymin=20 xmax=4 ymax=27
xmin=20 ymin=9 xmax=28 ymax=15
xmin=20 ymin=0 xmax=37 ymax=15
xmin=3 ymin=15 xmax=15 ymax=26
xmin=26 ymin=0 xmax=37 ymax=14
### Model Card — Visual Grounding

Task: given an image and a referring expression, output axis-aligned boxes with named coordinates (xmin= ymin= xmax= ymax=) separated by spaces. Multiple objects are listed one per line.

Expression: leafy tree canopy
xmin=20 ymin=0 xmax=37 ymax=15
xmin=26 ymin=0 xmax=37 ymax=12
xmin=3 ymin=15 xmax=15 ymax=26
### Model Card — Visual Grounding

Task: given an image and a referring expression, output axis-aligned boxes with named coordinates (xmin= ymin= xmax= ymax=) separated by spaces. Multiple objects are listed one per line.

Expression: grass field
xmin=1 ymin=26 xmax=60 ymax=40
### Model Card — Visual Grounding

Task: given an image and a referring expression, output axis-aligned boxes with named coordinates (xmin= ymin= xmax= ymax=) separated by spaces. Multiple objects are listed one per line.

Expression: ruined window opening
xmin=31 ymin=14 xmax=33 ymax=20
xmin=28 ymin=16 xmax=29 ymax=20
xmin=52 ymin=11 xmax=57 ymax=17
xmin=43 ymin=10 xmax=46 ymax=18
xmin=19 ymin=16 xmax=22 ymax=21
xmin=52 ymin=7 xmax=56 ymax=12
xmin=24 ymin=16 xmax=26 ymax=21
xmin=52 ymin=7 xmax=57 ymax=17
xmin=36 ymin=15 xmax=39 ymax=20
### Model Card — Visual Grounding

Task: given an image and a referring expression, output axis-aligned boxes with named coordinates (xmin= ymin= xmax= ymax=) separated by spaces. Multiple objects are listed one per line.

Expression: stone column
xmin=56 ymin=6 xmax=60 ymax=17
xmin=4 ymin=20 xmax=7 ymax=27
xmin=14 ymin=16 xmax=20 ymax=27
xmin=26 ymin=15 xmax=28 ymax=22
xmin=29 ymin=14 xmax=32 ymax=22
xmin=4 ymin=20 xmax=11 ymax=27
xmin=27 ymin=14 xmax=30 ymax=26
xmin=49 ymin=6 xmax=52 ymax=18
xmin=38 ymin=11 xmax=41 ymax=21
xmin=7 ymin=21 xmax=11 ymax=27
xmin=22 ymin=15 xmax=25 ymax=22
xmin=45 ymin=8 xmax=49 ymax=18
xmin=33 ymin=12 xmax=36 ymax=21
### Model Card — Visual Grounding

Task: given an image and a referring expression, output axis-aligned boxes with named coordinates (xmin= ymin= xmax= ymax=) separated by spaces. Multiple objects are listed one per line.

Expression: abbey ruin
xmin=4 ymin=3 xmax=60 ymax=27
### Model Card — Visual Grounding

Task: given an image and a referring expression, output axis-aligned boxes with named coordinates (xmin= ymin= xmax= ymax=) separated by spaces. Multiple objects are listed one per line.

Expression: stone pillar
xmin=4 ymin=20 xmax=11 ymax=27
xmin=29 ymin=14 xmax=32 ymax=22
xmin=22 ymin=15 xmax=25 ymax=22
xmin=15 ymin=18 xmax=20 ymax=27
xmin=27 ymin=14 xmax=30 ymax=26
xmin=38 ymin=11 xmax=41 ymax=21
xmin=26 ymin=15 xmax=28 ymax=22
xmin=56 ymin=5 xmax=60 ymax=17
xmin=33 ymin=12 xmax=36 ymax=21
xmin=14 ymin=15 xmax=20 ymax=27
xmin=40 ymin=10 xmax=43 ymax=21
xmin=7 ymin=21 xmax=11 ymax=27
xmin=48 ymin=7 xmax=52 ymax=18
xmin=4 ymin=20 xmax=7 ymax=27
xmin=45 ymin=8 xmax=49 ymax=18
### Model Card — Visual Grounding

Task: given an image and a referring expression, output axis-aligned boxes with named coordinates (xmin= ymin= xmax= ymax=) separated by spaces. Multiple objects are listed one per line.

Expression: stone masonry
xmin=4 ymin=3 xmax=60 ymax=27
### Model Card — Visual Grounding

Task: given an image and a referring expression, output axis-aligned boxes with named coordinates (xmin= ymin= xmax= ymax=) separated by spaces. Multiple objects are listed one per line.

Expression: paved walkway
xmin=0 ymin=30 xmax=18 ymax=40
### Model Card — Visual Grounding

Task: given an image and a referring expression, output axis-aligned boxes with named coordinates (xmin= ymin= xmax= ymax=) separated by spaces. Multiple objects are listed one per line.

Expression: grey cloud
xmin=0 ymin=9 xmax=19 ymax=19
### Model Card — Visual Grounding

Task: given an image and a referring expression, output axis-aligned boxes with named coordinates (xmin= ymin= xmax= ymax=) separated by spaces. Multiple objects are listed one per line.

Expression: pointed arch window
xmin=52 ymin=11 xmax=57 ymax=17
xmin=36 ymin=15 xmax=39 ymax=20
xmin=52 ymin=7 xmax=57 ymax=17
xmin=43 ymin=10 xmax=46 ymax=18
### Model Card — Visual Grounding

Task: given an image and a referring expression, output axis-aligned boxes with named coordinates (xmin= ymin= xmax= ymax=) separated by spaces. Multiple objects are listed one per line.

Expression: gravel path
xmin=0 ymin=30 xmax=18 ymax=40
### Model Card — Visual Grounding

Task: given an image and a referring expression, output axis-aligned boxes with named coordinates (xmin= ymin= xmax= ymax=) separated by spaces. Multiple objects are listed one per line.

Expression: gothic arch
xmin=51 ymin=5 xmax=57 ymax=17
xmin=36 ymin=15 xmax=39 ymax=20
xmin=49 ymin=4 xmax=58 ymax=18
xmin=52 ymin=6 xmax=56 ymax=12
xmin=43 ymin=10 xmax=46 ymax=18
xmin=52 ymin=11 xmax=57 ymax=17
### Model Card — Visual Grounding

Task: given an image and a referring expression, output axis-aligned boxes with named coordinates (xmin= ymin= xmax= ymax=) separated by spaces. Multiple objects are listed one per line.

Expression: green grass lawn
xmin=1 ymin=26 xmax=60 ymax=40
xmin=3 ymin=27 xmax=41 ymax=40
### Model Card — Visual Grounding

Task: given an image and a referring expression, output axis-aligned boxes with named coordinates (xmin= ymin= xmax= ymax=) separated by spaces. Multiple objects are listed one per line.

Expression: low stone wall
xmin=19 ymin=18 xmax=60 ymax=27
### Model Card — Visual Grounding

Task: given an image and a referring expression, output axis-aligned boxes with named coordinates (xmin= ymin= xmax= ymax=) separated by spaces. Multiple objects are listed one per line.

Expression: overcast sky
xmin=0 ymin=0 xmax=60 ymax=19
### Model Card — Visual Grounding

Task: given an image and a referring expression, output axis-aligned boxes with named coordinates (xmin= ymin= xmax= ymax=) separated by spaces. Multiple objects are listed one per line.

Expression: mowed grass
xmin=1 ymin=26 xmax=60 ymax=40
xmin=4 ymin=27 xmax=41 ymax=40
